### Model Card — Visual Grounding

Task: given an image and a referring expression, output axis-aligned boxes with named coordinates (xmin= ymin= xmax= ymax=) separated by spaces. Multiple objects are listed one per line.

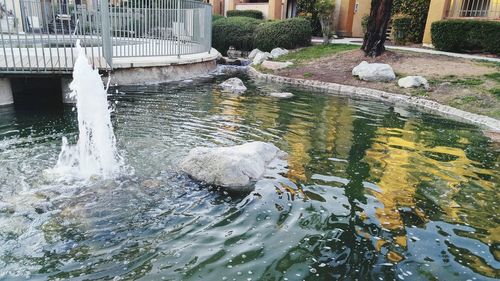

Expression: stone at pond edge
xmin=269 ymin=92 xmax=294 ymax=98
xmin=352 ymin=61 xmax=396 ymax=82
xmin=219 ymin=77 xmax=247 ymax=94
xmin=261 ymin=60 xmax=293 ymax=70
xmin=179 ymin=141 xmax=287 ymax=190
xmin=398 ymin=76 xmax=429 ymax=90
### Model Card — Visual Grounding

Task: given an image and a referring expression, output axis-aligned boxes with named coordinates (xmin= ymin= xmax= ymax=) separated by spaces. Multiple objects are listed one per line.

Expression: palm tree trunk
xmin=362 ymin=0 xmax=393 ymax=57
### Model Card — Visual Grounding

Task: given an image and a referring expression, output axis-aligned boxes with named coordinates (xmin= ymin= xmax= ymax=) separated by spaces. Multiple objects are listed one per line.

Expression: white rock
xmin=180 ymin=141 xmax=287 ymax=189
xmin=261 ymin=60 xmax=293 ymax=70
xmin=270 ymin=47 xmax=289 ymax=58
xmin=352 ymin=61 xmax=396 ymax=82
xmin=398 ymin=76 xmax=429 ymax=89
xmin=252 ymin=52 xmax=271 ymax=65
xmin=248 ymin=48 xmax=262 ymax=60
xmin=269 ymin=92 xmax=294 ymax=98
xmin=219 ymin=77 xmax=247 ymax=94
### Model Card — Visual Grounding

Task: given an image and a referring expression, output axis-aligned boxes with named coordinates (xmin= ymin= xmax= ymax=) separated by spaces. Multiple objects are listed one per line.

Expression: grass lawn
xmin=276 ymin=44 xmax=359 ymax=64
xmin=260 ymin=45 xmax=500 ymax=119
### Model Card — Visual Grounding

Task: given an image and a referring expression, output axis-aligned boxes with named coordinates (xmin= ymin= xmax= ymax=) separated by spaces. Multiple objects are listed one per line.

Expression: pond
xmin=0 ymin=74 xmax=498 ymax=280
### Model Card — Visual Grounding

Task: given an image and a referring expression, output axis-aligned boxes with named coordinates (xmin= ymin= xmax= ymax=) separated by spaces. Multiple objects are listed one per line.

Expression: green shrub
xmin=212 ymin=14 xmax=225 ymax=22
xmin=392 ymin=14 xmax=413 ymax=45
xmin=361 ymin=15 xmax=369 ymax=35
xmin=227 ymin=10 xmax=264 ymax=20
xmin=431 ymin=20 xmax=500 ymax=54
xmin=212 ymin=17 xmax=262 ymax=55
xmin=392 ymin=0 xmax=431 ymax=43
xmin=254 ymin=18 xmax=312 ymax=52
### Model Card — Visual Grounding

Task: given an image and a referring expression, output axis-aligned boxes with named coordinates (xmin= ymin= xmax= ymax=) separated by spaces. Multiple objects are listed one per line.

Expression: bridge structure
xmin=0 ymin=0 xmax=216 ymax=105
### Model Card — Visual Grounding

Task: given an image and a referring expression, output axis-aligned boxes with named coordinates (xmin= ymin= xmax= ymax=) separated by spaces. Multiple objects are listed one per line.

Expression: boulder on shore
xmin=180 ymin=141 xmax=287 ymax=190
xmin=269 ymin=92 xmax=294 ymax=98
xmin=248 ymin=48 xmax=262 ymax=60
xmin=261 ymin=60 xmax=293 ymax=70
xmin=270 ymin=47 xmax=289 ymax=58
xmin=252 ymin=52 xmax=271 ymax=65
xmin=219 ymin=77 xmax=247 ymax=94
xmin=352 ymin=61 xmax=396 ymax=82
xmin=398 ymin=76 xmax=429 ymax=89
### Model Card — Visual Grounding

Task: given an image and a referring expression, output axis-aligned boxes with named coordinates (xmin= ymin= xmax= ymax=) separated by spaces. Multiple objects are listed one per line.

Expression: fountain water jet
xmin=52 ymin=40 xmax=123 ymax=179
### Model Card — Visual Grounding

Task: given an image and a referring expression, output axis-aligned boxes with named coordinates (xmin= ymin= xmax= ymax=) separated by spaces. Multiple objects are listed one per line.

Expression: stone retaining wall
xmin=248 ymin=67 xmax=500 ymax=132
xmin=111 ymin=60 xmax=217 ymax=85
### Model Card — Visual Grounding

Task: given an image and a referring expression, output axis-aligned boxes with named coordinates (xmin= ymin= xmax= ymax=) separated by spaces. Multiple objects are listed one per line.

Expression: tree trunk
xmin=362 ymin=0 xmax=393 ymax=57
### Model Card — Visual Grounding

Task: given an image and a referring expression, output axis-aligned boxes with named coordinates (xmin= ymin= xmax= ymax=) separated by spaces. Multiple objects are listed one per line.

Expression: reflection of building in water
xmin=364 ymin=119 xmax=499 ymax=268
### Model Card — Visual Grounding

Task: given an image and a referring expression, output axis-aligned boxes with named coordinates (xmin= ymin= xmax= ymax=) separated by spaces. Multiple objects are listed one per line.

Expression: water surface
xmin=0 ymin=75 xmax=498 ymax=280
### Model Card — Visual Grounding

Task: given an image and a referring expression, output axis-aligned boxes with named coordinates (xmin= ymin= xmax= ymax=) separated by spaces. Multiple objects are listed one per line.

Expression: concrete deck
xmin=312 ymin=37 xmax=500 ymax=63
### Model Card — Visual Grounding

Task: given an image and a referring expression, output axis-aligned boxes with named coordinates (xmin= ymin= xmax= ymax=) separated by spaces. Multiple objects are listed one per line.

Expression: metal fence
xmin=449 ymin=0 xmax=500 ymax=19
xmin=0 ymin=0 xmax=212 ymax=74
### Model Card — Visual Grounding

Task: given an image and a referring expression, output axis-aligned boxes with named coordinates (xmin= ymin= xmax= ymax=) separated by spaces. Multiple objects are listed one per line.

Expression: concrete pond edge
xmin=248 ymin=67 xmax=500 ymax=132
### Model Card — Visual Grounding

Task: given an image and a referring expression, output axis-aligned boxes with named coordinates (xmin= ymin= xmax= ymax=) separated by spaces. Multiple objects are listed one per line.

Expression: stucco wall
xmin=422 ymin=0 xmax=450 ymax=44
xmin=351 ymin=0 xmax=371 ymax=37
xmin=235 ymin=3 xmax=269 ymax=18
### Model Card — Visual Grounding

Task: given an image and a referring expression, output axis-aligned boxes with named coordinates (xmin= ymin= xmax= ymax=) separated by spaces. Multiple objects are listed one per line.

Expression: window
xmin=459 ymin=0 xmax=491 ymax=17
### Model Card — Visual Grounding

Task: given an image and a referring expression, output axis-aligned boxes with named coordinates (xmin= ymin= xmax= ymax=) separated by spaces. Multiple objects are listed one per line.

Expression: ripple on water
xmin=0 ymin=75 xmax=499 ymax=280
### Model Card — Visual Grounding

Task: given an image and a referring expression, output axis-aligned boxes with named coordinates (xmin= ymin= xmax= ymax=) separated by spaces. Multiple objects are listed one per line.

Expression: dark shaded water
xmin=0 ymin=75 xmax=499 ymax=280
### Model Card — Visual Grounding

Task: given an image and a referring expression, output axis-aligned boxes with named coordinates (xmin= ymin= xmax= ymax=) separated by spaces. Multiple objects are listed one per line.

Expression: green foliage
xmin=451 ymin=78 xmax=484 ymax=86
xmin=227 ymin=9 xmax=264 ymax=20
xmin=392 ymin=14 xmax=413 ymax=45
xmin=254 ymin=18 xmax=312 ymax=52
xmin=297 ymin=0 xmax=322 ymax=36
xmin=484 ymin=72 xmax=500 ymax=83
xmin=431 ymin=20 xmax=500 ymax=55
xmin=212 ymin=17 xmax=262 ymax=55
xmin=276 ymin=44 xmax=358 ymax=64
xmin=392 ymin=0 xmax=430 ymax=43
xmin=212 ymin=14 xmax=224 ymax=22
xmin=361 ymin=15 xmax=369 ymax=35
xmin=490 ymin=87 xmax=500 ymax=98
xmin=315 ymin=0 xmax=335 ymax=44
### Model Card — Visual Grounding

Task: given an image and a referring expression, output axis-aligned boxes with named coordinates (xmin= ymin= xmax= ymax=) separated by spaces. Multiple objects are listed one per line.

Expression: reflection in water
xmin=0 ymin=75 xmax=498 ymax=280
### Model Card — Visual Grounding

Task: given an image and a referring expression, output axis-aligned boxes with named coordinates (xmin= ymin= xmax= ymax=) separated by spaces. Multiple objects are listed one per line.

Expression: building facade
xmin=423 ymin=0 xmax=500 ymax=44
xmin=211 ymin=0 xmax=499 ymax=46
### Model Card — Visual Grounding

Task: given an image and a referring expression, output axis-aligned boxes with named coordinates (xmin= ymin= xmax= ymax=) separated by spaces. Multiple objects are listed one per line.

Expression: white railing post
xmin=100 ymin=0 xmax=112 ymax=68
xmin=177 ymin=0 xmax=181 ymax=58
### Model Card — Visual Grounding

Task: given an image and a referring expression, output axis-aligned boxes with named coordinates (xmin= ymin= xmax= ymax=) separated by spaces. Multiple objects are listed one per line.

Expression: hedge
xmin=254 ymin=18 xmax=312 ymax=52
xmin=212 ymin=14 xmax=225 ymax=22
xmin=392 ymin=14 xmax=413 ymax=45
xmin=227 ymin=10 xmax=264 ymax=20
xmin=392 ymin=0 xmax=430 ymax=43
xmin=212 ymin=17 xmax=262 ymax=55
xmin=431 ymin=20 xmax=500 ymax=54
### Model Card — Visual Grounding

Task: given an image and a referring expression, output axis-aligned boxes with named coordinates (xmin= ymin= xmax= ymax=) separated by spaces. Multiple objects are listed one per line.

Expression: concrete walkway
xmin=312 ymin=37 xmax=500 ymax=63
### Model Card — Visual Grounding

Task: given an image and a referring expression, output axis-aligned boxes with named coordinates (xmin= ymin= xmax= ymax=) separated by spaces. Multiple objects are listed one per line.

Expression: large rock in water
xmin=180 ymin=142 xmax=287 ymax=189
xmin=352 ymin=61 xmax=396 ymax=82
xmin=219 ymin=77 xmax=247 ymax=94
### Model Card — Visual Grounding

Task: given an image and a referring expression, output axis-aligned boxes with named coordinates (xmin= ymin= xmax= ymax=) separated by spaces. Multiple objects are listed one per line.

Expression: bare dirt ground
xmin=275 ymin=49 xmax=500 ymax=119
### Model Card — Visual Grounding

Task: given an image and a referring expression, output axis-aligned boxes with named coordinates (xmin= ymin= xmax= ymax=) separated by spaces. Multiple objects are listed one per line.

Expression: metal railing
xmin=0 ymin=0 xmax=212 ymax=74
xmin=449 ymin=0 xmax=500 ymax=19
